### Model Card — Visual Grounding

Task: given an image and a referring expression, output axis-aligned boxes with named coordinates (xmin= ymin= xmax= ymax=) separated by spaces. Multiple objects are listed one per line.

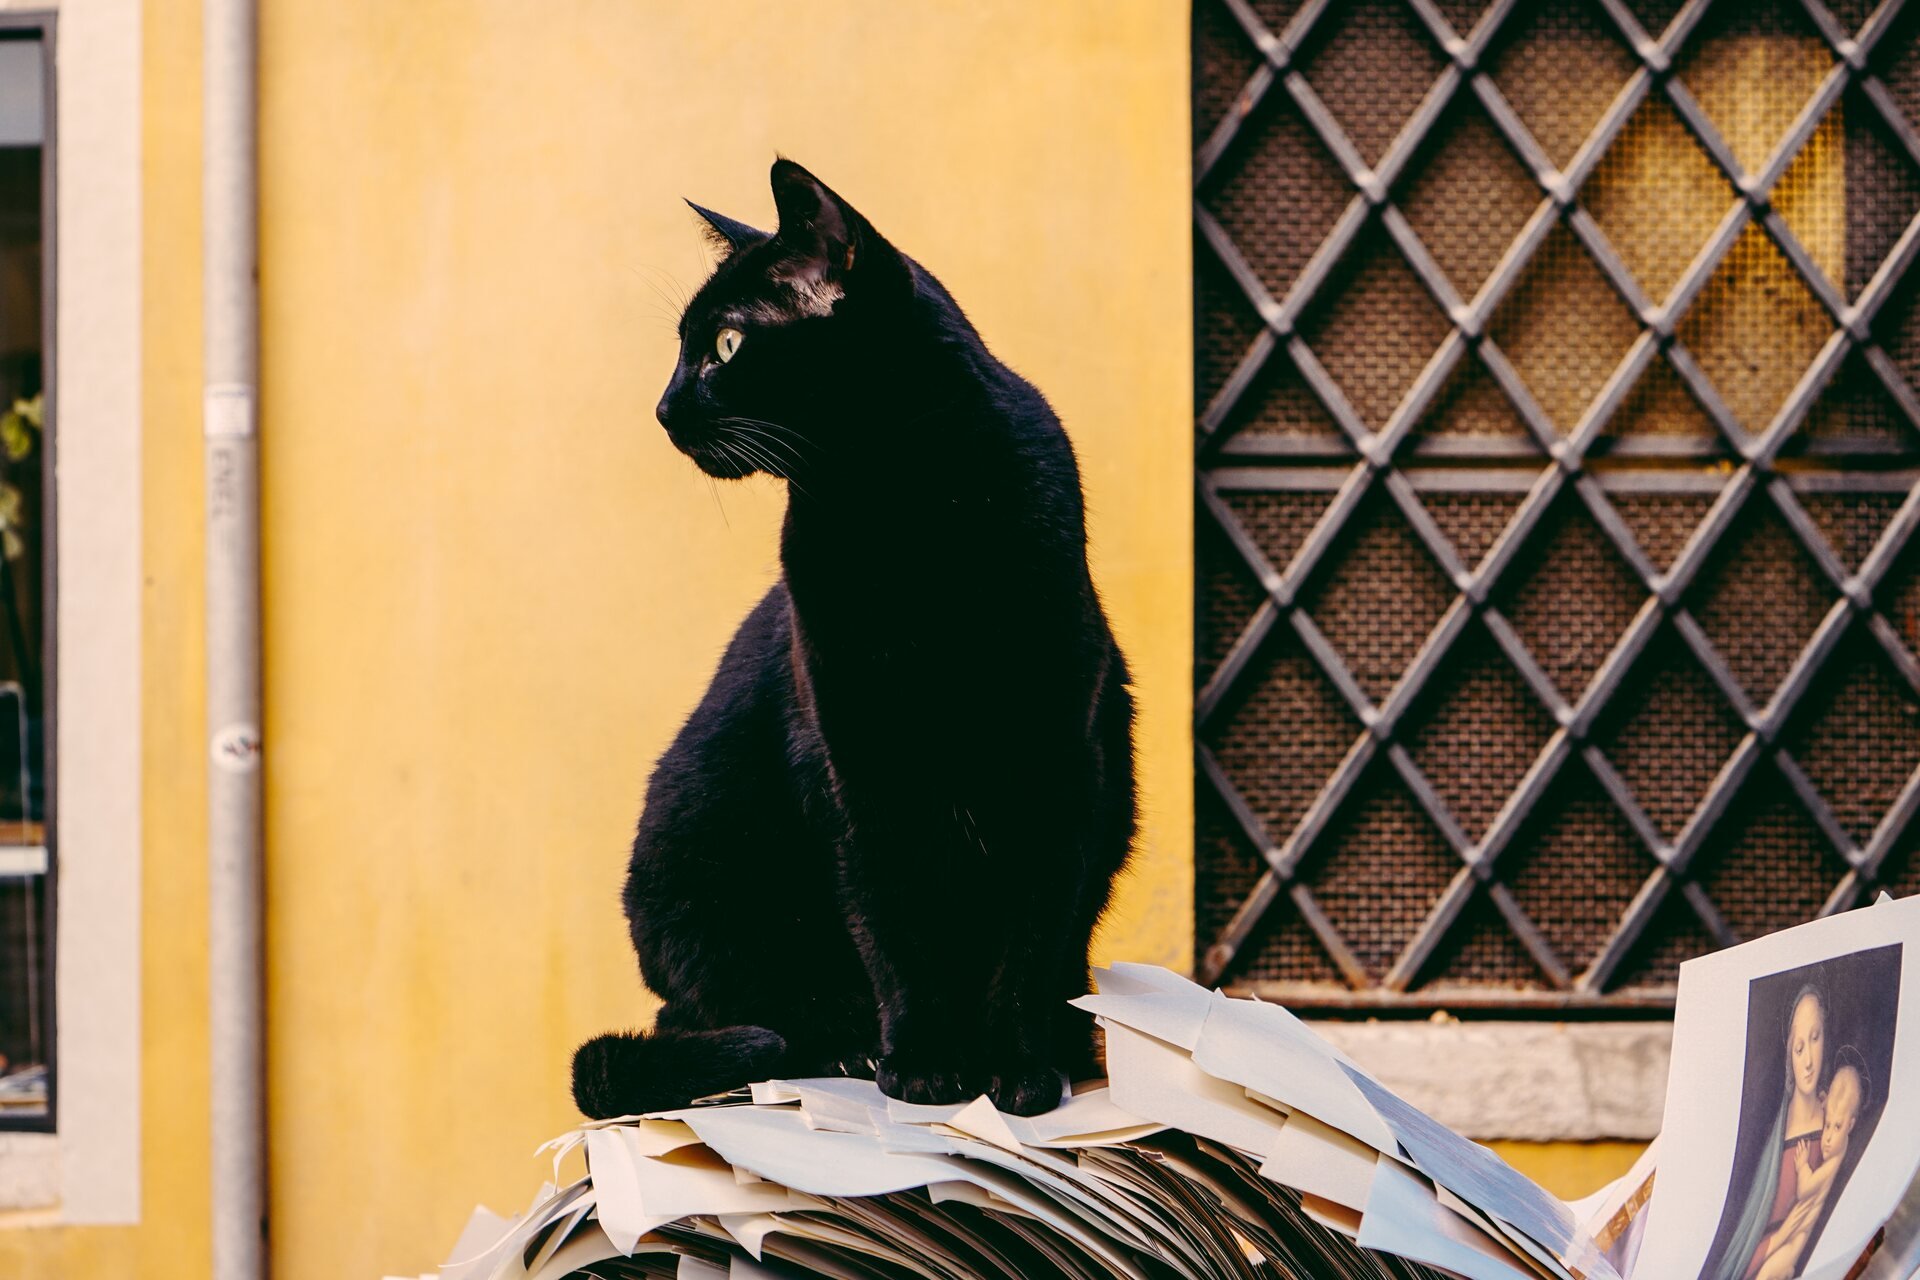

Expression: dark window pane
xmin=0 ymin=29 xmax=48 ymax=1120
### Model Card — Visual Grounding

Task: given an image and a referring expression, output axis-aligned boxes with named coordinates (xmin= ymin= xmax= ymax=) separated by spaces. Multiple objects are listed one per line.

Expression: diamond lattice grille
xmin=1193 ymin=0 xmax=1920 ymax=1008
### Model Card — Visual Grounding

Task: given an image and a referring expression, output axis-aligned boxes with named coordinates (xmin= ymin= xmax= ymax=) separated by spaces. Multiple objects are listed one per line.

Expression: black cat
xmin=570 ymin=160 xmax=1135 ymax=1119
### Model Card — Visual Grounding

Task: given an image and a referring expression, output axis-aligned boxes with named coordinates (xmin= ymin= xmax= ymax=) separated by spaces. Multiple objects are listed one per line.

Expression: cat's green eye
xmin=715 ymin=327 xmax=743 ymax=363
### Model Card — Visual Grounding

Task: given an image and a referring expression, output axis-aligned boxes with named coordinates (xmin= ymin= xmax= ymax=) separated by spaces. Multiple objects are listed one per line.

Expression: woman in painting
xmin=1704 ymin=985 xmax=1830 ymax=1280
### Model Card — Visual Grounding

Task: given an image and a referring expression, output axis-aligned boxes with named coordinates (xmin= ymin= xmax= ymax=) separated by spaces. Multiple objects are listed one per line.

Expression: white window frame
xmin=0 ymin=0 xmax=141 ymax=1225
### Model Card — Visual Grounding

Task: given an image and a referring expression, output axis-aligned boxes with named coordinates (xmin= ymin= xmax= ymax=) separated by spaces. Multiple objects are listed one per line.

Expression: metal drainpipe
xmin=204 ymin=0 xmax=264 ymax=1275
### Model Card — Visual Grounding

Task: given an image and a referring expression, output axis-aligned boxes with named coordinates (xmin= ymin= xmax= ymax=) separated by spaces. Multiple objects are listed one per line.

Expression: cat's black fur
xmin=571 ymin=160 xmax=1135 ymax=1119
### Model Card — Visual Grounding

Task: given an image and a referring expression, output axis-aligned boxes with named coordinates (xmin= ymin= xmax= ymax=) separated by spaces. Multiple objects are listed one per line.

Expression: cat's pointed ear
xmin=685 ymin=199 xmax=766 ymax=255
xmin=767 ymin=159 xmax=906 ymax=300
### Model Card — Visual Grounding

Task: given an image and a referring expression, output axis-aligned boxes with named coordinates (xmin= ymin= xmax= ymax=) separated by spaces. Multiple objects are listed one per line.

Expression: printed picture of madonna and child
xmin=1697 ymin=943 xmax=1901 ymax=1280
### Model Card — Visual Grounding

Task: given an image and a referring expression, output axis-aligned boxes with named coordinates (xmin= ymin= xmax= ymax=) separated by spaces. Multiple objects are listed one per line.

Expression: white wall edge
xmin=1313 ymin=1019 xmax=1673 ymax=1142
xmin=0 ymin=1134 xmax=57 ymax=1212
xmin=14 ymin=0 xmax=144 ymax=1226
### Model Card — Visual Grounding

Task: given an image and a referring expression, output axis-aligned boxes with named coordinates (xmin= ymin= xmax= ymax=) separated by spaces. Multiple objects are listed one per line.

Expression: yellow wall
xmin=251 ymin=4 xmax=1189 ymax=1277
xmin=1491 ymin=1142 xmax=1645 ymax=1205
xmin=5 ymin=4 xmax=1190 ymax=1274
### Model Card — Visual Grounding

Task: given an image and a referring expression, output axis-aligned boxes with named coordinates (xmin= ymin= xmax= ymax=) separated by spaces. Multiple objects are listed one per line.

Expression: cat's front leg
xmin=871 ymin=972 xmax=1065 ymax=1115
xmin=874 ymin=999 xmax=1064 ymax=1115
xmin=848 ymin=817 xmax=1083 ymax=1116
xmin=979 ymin=883 xmax=1085 ymax=1116
xmin=862 ymin=935 xmax=1003 ymax=1108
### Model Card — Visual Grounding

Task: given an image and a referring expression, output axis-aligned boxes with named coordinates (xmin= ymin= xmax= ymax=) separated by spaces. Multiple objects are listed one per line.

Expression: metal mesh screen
xmin=1193 ymin=0 xmax=1920 ymax=1009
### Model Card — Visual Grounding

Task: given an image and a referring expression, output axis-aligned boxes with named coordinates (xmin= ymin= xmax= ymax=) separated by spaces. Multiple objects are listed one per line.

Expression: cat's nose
xmin=656 ymin=387 xmax=689 ymax=432
xmin=656 ymin=367 xmax=691 ymax=430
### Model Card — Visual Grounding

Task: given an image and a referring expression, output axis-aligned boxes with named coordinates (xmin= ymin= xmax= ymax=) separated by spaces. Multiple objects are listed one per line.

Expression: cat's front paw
xmin=985 ymin=1056 xmax=1064 ymax=1117
xmin=876 ymin=1054 xmax=983 ymax=1106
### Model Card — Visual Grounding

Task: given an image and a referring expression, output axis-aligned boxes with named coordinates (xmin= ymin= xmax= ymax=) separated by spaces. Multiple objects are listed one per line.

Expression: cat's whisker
xmin=637 ymin=263 xmax=693 ymax=307
xmin=720 ymin=434 xmax=766 ymax=476
xmin=715 ymin=418 xmax=818 ymax=494
xmin=721 ymin=431 xmax=816 ymax=502
xmin=722 ymin=424 xmax=806 ymax=470
xmin=717 ymin=415 xmax=808 ymax=449
xmin=719 ymin=438 xmax=779 ymax=492
xmin=720 ymin=420 xmax=819 ymax=478
xmin=635 ymin=265 xmax=698 ymax=334
xmin=711 ymin=437 xmax=751 ymax=478
xmin=751 ymin=441 xmax=816 ymax=499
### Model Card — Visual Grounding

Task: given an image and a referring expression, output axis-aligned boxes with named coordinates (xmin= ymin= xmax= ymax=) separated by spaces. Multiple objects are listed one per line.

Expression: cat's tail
xmin=570 ymin=1024 xmax=788 ymax=1119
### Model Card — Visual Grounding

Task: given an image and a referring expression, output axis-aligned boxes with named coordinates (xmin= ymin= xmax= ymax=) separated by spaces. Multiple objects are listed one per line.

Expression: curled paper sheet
xmin=431 ymin=979 xmax=1589 ymax=1280
xmin=426 ymin=900 xmax=1920 ymax=1280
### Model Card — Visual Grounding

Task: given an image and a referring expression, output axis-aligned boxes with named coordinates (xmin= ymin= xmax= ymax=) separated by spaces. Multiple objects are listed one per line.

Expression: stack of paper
xmin=430 ymin=897 xmax=1920 ymax=1280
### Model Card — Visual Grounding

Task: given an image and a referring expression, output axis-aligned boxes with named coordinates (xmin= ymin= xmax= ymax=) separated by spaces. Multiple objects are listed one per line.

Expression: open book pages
xmin=432 ymin=895 xmax=1920 ymax=1280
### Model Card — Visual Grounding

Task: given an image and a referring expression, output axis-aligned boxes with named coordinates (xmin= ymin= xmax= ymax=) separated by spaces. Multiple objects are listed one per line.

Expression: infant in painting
xmin=1752 ymin=1062 xmax=1866 ymax=1280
